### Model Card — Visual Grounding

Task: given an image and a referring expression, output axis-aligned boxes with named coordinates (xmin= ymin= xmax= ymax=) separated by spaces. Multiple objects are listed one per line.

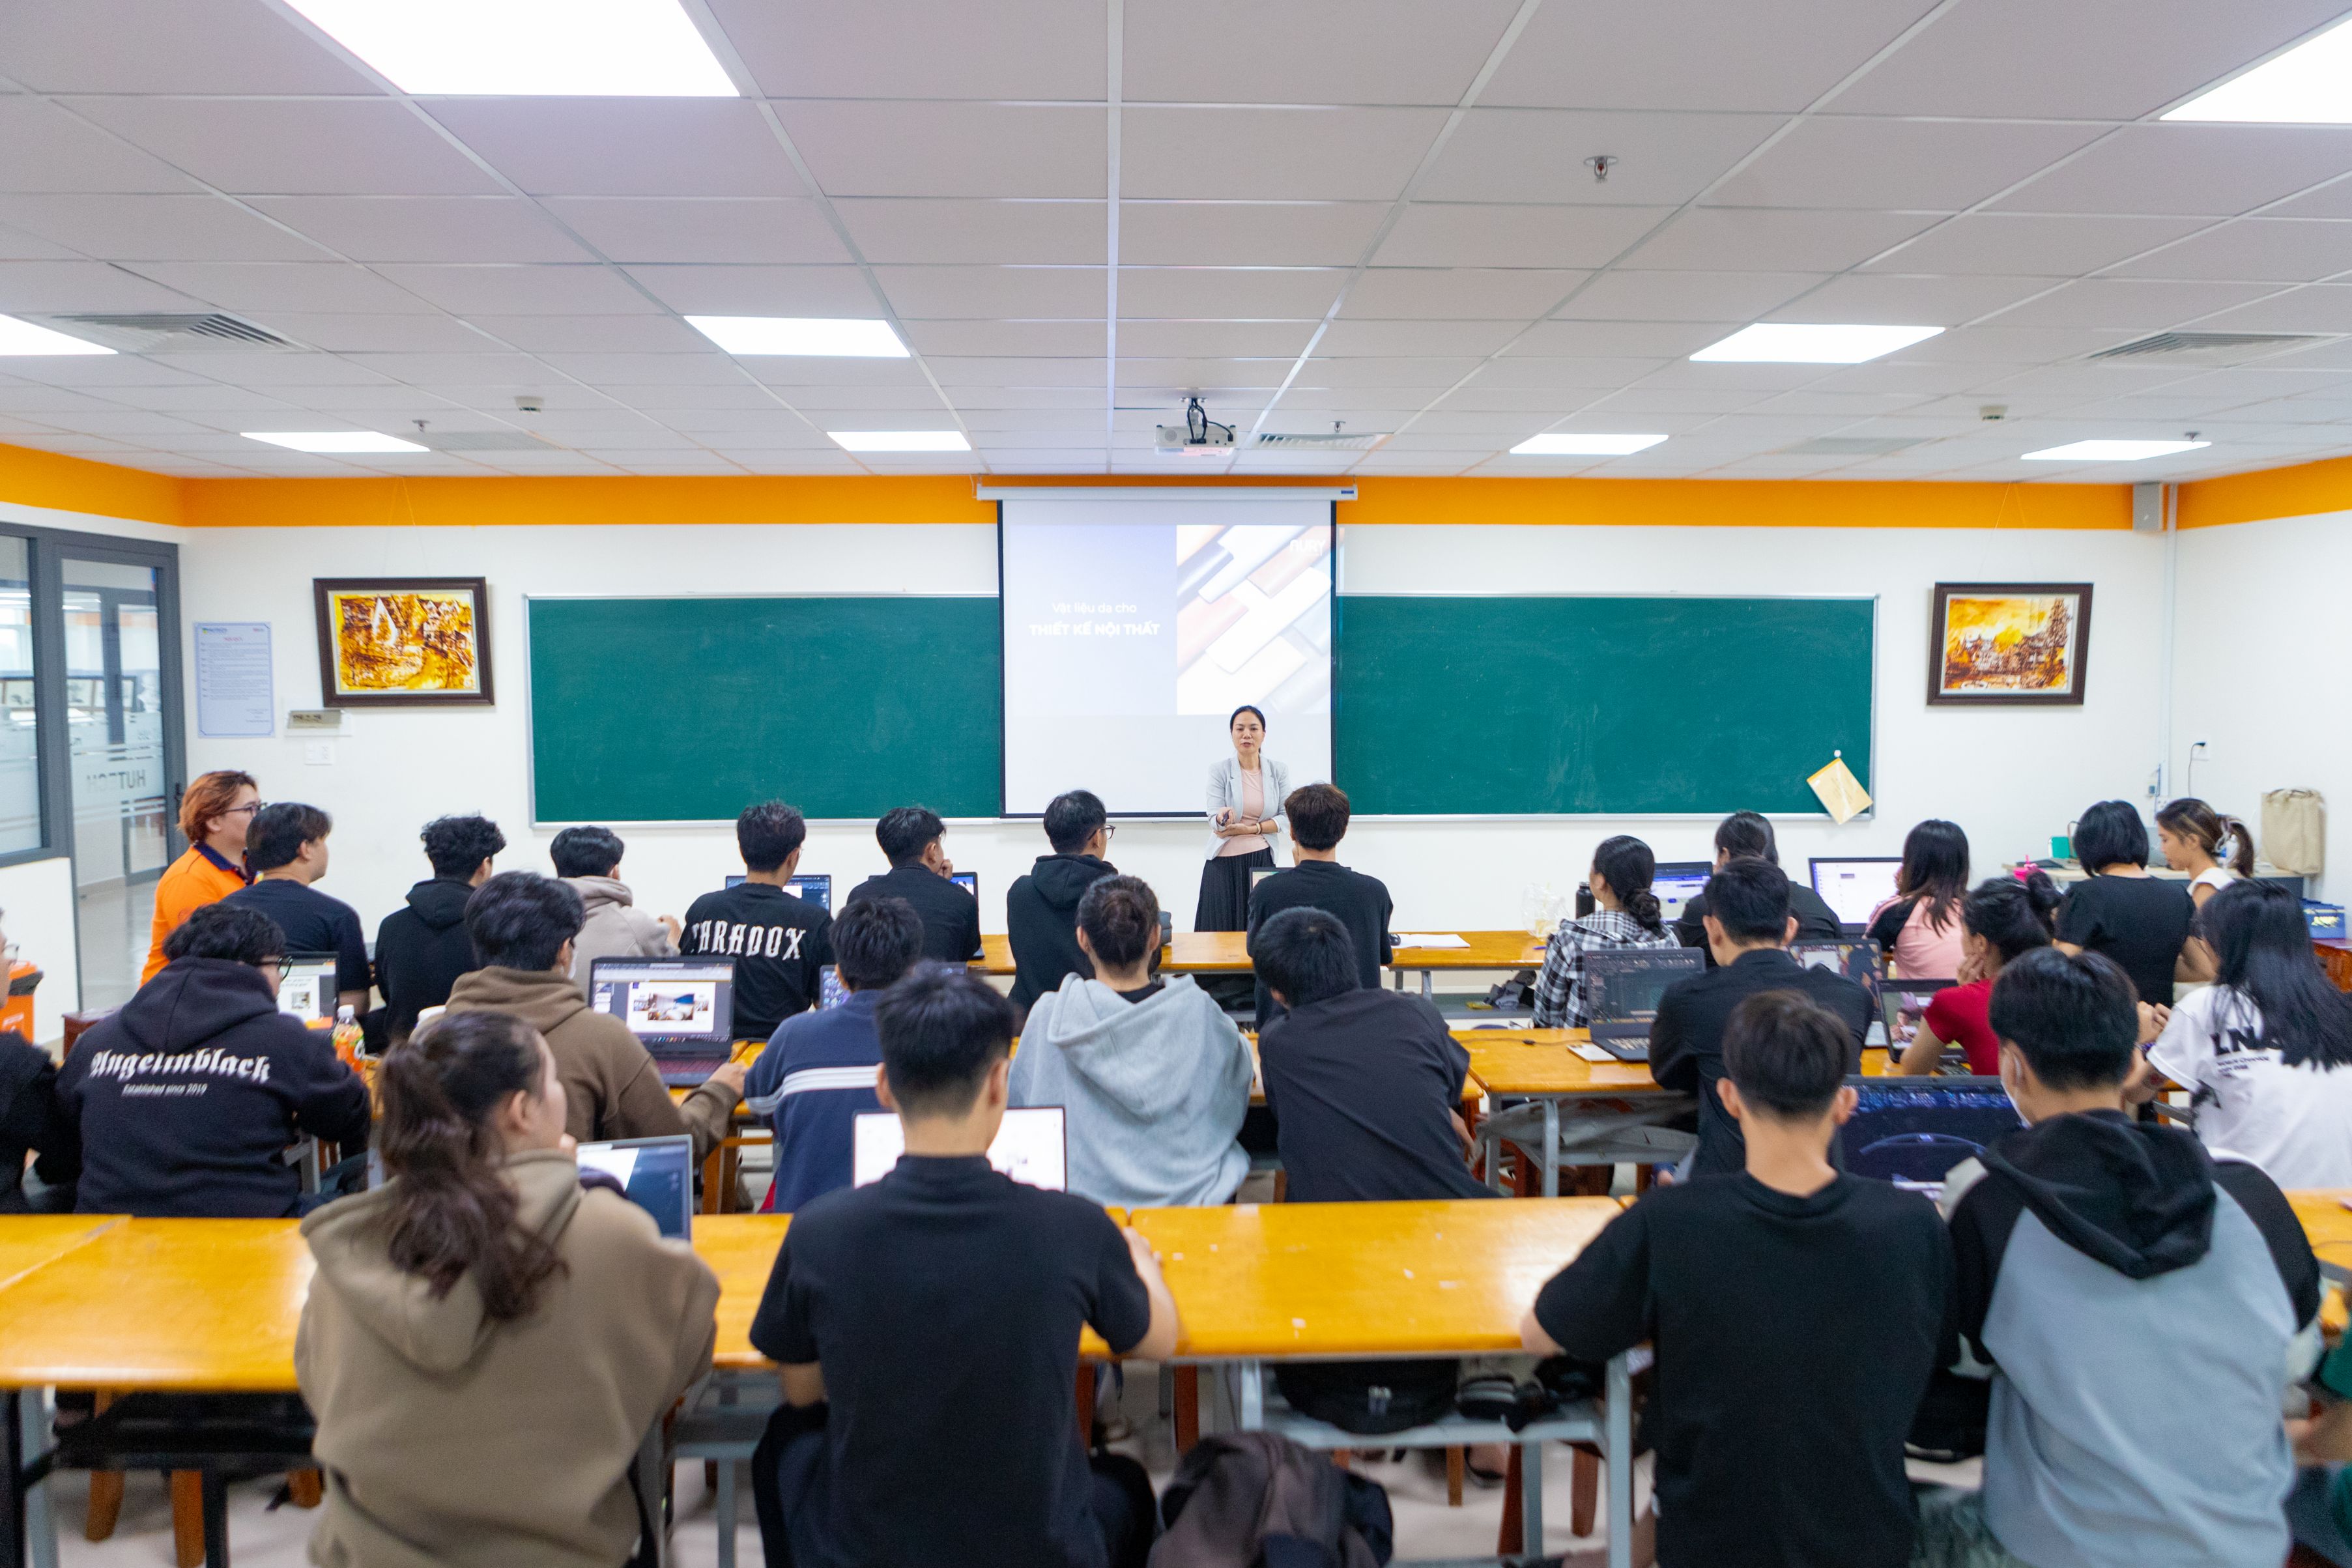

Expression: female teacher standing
xmin=1197 ymin=706 xmax=1290 ymax=932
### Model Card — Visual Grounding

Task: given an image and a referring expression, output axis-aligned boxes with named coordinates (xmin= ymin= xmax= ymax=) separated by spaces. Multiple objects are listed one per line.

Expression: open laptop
xmin=722 ymin=872 xmax=833 ymax=913
xmin=1585 ymin=948 xmax=1705 ymax=1061
xmin=950 ymin=870 xmax=978 ymax=905
xmin=587 ymin=956 xmax=738 ymax=1085
xmin=1809 ymin=857 xmax=1904 ymax=935
xmin=1880 ymin=979 xmax=1954 ymax=1057
xmin=852 ymin=1105 xmax=1067 ymax=1190
xmin=575 ymin=1135 xmax=696 ymax=1240
xmin=276 ymin=954 xmax=338 ymax=1025
xmin=1650 ymin=862 xmax=1714 ymax=927
xmin=1791 ymin=938 xmax=1885 ymax=1014
xmin=1837 ymin=1077 xmax=2020 ymax=1197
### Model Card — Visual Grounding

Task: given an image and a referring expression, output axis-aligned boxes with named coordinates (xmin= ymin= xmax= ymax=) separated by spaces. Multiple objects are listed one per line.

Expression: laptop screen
xmin=1790 ymin=939 xmax=1884 ymax=1012
xmin=852 ymin=1105 xmax=1067 ymax=1190
xmin=1810 ymin=857 xmax=1903 ymax=930
xmin=588 ymin=957 xmax=737 ymax=1048
xmin=276 ymin=955 xmax=338 ymax=1023
xmin=1881 ymin=980 xmax=1953 ymax=1055
xmin=575 ymin=1135 xmax=696 ymax=1240
xmin=1650 ymin=861 xmax=1714 ymax=926
xmin=818 ymin=964 xmax=850 ymax=1010
xmin=722 ymin=873 xmax=833 ymax=913
xmin=1838 ymin=1077 xmax=2020 ymax=1195
xmin=1585 ymin=948 xmax=1704 ymax=1037
xmin=950 ymin=870 xmax=977 ymax=904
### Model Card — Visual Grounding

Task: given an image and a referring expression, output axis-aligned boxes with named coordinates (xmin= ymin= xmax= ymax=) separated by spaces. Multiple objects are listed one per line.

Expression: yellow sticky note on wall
xmin=1808 ymin=752 xmax=1872 ymax=824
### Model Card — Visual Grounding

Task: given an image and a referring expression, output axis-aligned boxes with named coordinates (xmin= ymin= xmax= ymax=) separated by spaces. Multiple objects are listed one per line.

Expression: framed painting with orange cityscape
xmin=313 ymin=578 xmax=494 ymax=707
xmin=1928 ymin=583 xmax=2091 ymax=707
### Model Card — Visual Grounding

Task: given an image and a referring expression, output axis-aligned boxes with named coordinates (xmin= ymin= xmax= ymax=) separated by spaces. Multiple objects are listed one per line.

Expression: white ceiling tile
xmin=532 ymin=352 xmax=754 ymax=386
xmin=1889 ymin=325 xmax=2132 ymax=363
xmin=945 ymin=386 xmax=1107 ymax=409
xmin=1485 ymin=0 xmax=1930 ymax=112
xmin=1420 ymin=111 xmax=1779 ymax=206
xmin=1117 ymin=321 xmax=1316 ymax=358
xmin=1376 ymin=204 xmax=1674 ymax=268
xmin=1123 ymin=203 xmax=1388 ymax=266
xmin=1711 ymin=119 xmax=2103 ymax=211
xmin=250 ymin=313 xmax=493 ymax=353
xmin=623 ymin=264 xmax=877 ymax=316
xmin=1312 ymin=319 xmax=1524 ymax=356
xmin=927 ymin=356 xmax=1102 ymax=388
xmin=604 ymin=384 xmax=794 ymax=412
xmin=775 ymin=388 xmax=956 ymax=411
xmin=0 ymin=259 xmax=207 ymax=313
xmin=424 ymin=100 xmax=803 ymax=199
xmin=2269 ymin=181 xmax=2352 ymax=220
xmin=93 ymin=383 xmax=303 ymax=413
xmin=738 ymin=356 xmax=936 ymax=388
xmin=369 ymin=264 xmax=658 ymax=315
xmin=1995 ymin=126 xmax=2352 ymax=218
xmin=8 ymin=355 xmax=217 ymax=388
xmin=708 ymin=0 xmax=1107 ymax=98
xmin=0 ymin=100 xmax=204 ymax=196
xmin=835 ymin=200 xmax=1104 ymax=265
xmin=123 ymin=261 xmax=437 ymax=314
xmin=337 ymin=352 xmax=551 ymax=388
xmin=0 ymin=0 xmax=379 ymax=93
xmin=1560 ymin=269 xmax=1826 ymax=322
xmin=0 ymin=194 xmax=330 ymax=262
xmin=1118 ymin=356 xmax=1291 ymax=388
xmin=1865 ymin=213 xmax=2212 ymax=276
xmin=1571 ymin=385 xmax=1768 ymax=413
xmin=1123 ymin=109 xmax=1448 ymax=202
xmin=2110 ymin=220 xmax=2352 ymax=284
xmin=776 ymin=104 xmax=1106 ymax=199
xmin=1983 ymin=278 xmax=2276 ymax=329
xmin=2189 ymin=287 xmax=2352 ymax=335
xmin=1628 ymin=208 xmax=1940 ymax=272
xmin=539 ymin=199 xmax=848 ymax=265
xmin=72 ymin=99 xmax=502 ymax=198
xmin=1508 ymin=319 xmax=1741 ymax=356
xmin=1463 ymin=356 xmax=1676 ymax=389
xmin=1121 ymin=268 xmax=1345 ymax=319
xmin=140 ymin=352 xmax=394 ymax=386
xmin=900 ymin=321 xmax=1106 ymax=357
xmin=1343 ymin=269 xmax=1584 ymax=320
xmin=876 ymin=266 xmax=1104 ymax=318
xmin=0 ymin=226 xmax=80 ymax=262
xmin=1765 ymin=273 xmax=2058 ymax=325
xmin=1297 ymin=356 xmax=1485 ymax=387
xmin=297 ymin=382 xmax=519 ymax=410
xmin=1124 ymin=0 xmax=1523 ymax=105
xmin=659 ymin=408 xmax=827 ymax=436
xmin=249 ymin=197 xmax=589 ymax=264
xmin=465 ymin=315 xmax=714 ymax=354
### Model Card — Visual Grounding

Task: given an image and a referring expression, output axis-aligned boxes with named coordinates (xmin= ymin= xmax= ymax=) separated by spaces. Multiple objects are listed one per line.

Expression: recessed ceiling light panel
xmin=0 ymin=315 xmax=115 ymax=356
xmin=688 ymin=316 xmax=909 ymax=358
xmin=242 ymin=431 xmax=429 ymax=454
xmin=2020 ymin=440 xmax=2211 ymax=463
xmin=284 ymin=0 xmax=737 ymax=96
xmin=827 ymin=431 xmax=971 ymax=453
xmin=2165 ymin=16 xmax=2352 ymax=123
xmin=1692 ymin=324 xmax=1943 ymax=363
xmin=1510 ymin=433 xmax=1668 ymax=456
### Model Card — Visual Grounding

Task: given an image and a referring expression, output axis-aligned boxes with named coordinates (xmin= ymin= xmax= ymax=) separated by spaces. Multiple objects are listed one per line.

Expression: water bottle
xmin=332 ymin=1004 xmax=362 ymax=1068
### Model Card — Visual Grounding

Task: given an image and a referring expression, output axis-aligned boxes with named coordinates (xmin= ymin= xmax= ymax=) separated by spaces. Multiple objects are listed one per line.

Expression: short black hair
xmin=549 ymin=824 xmax=624 ymax=879
xmin=1988 ymin=945 xmax=2139 ymax=1090
xmin=1703 ymin=856 xmax=1791 ymax=945
xmin=1285 ymin=783 xmax=1351 ymax=853
xmin=464 ymin=871 xmax=585 ymax=972
xmin=738 ymin=801 xmax=807 ymax=874
xmin=1715 ymin=810 xmax=1777 ymax=865
xmin=2073 ymin=799 xmax=2149 ymax=872
xmin=164 ymin=901 xmax=285 ymax=965
xmin=832 ymin=895 xmax=925 ymax=991
xmin=1251 ymin=906 xmax=1359 ymax=1008
xmin=1043 ymin=790 xmax=1107 ymax=855
xmin=423 ymin=814 xmax=506 ymax=879
xmin=1229 ymin=705 xmax=1266 ymax=731
xmin=246 ymin=802 xmax=330 ymax=872
xmin=874 ymin=962 xmax=1017 ymax=1118
xmin=1721 ymin=991 xmax=1850 ymax=1118
xmin=1076 ymin=874 xmax=1159 ymax=969
xmin=875 ymin=806 xmax=945 ymax=868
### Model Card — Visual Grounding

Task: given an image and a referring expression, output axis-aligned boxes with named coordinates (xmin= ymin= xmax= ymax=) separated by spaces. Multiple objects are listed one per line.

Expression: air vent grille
xmin=1783 ymin=436 xmax=1927 ymax=456
xmin=1254 ymin=431 xmax=1386 ymax=451
xmin=2089 ymin=330 xmax=2330 ymax=361
xmin=45 ymin=313 xmax=296 ymax=352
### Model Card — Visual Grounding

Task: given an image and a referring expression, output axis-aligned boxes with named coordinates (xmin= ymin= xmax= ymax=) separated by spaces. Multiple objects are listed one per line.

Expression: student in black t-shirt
xmin=220 ymin=801 xmax=370 ymax=1014
xmin=1246 ymin=782 xmax=1393 ymax=1028
xmin=844 ymin=805 xmax=982 ymax=965
xmin=681 ymin=800 xmax=832 ymax=1042
xmin=749 ymin=962 xmax=1177 ymax=1568
xmin=1651 ymin=857 xmax=1873 ymax=1178
xmin=1674 ymin=810 xmax=1844 ymax=966
xmin=2054 ymin=799 xmax=2196 ymax=1006
xmin=1525 ymin=990 xmax=1952 ymax=1568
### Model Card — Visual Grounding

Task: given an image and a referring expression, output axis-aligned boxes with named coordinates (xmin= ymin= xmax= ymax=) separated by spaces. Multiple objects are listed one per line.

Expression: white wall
xmin=0 ymin=855 xmax=77 ymax=1042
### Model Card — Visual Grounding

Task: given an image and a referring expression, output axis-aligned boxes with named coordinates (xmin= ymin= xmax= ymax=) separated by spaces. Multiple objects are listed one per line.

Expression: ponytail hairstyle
xmin=2157 ymin=797 xmax=2255 ymax=878
xmin=1897 ymin=819 xmax=1970 ymax=934
xmin=1591 ymin=835 xmax=1664 ymax=935
xmin=375 ymin=1011 xmax=567 ymax=1320
xmin=1961 ymin=869 xmax=2061 ymax=967
xmin=2200 ymin=879 xmax=2352 ymax=1071
xmin=1076 ymin=874 xmax=1161 ymax=970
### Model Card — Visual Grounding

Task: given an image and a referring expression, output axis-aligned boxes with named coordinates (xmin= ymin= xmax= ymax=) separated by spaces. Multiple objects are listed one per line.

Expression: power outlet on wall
xmin=304 ymin=741 xmax=334 ymax=767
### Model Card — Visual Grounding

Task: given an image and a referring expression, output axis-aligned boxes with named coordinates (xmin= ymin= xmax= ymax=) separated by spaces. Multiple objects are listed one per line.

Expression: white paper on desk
xmin=1392 ymin=934 xmax=1470 ymax=949
xmin=575 ymin=1145 xmax=638 ymax=1186
xmin=1571 ymin=1043 xmax=1615 ymax=1063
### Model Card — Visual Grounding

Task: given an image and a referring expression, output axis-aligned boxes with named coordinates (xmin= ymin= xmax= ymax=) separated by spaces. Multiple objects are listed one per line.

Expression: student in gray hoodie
xmin=551 ymin=825 xmax=680 ymax=986
xmin=1010 ymin=874 xmax=1252 ymax=1210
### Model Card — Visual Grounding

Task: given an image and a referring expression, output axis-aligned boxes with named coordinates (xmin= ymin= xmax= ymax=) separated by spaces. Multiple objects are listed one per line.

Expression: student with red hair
xmin=141 ymin=769 xmax=260 ymax=984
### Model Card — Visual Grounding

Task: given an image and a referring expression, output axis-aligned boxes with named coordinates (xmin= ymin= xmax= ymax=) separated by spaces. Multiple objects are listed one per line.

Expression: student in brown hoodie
xmin=298 ymin=1010 xmax=719 ymax=1568
xmin=441 ymin=872 xmax=745 ymax=1160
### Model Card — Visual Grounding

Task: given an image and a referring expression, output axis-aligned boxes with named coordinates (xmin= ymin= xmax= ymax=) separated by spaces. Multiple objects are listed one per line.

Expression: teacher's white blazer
xmin=1204 ymin=754 xmax=1291 ymax=861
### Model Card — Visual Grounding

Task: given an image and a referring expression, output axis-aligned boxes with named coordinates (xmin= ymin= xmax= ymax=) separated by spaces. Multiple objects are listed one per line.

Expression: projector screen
xmin=999 ymin=494 xmax=1334 ymax=816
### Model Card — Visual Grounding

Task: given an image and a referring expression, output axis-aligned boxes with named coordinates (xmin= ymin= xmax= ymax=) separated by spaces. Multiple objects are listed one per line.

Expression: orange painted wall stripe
xmin=2178 ymin=453 xmax=2352 ymax=530
xmin=1336 ymin=476 xmax=2129 ymax=529
xmin=180 ymin=473 xmax=997 ymax=528
xmin=0 ymin=443 xmax=185 ymax=527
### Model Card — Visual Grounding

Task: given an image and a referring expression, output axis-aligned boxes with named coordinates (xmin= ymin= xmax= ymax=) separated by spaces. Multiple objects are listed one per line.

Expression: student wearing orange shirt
xmin=140 ymin=769 xmax=259 ymax=984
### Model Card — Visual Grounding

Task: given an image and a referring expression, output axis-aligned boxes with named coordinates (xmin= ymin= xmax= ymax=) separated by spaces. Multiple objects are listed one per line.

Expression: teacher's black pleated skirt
xmin=1195 ymin=848 xmax=1276 ymax=932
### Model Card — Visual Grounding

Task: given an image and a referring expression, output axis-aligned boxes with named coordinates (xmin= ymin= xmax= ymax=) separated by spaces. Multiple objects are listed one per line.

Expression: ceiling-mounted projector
xmin=1156 ymin=396 xmax=1235 ymax=454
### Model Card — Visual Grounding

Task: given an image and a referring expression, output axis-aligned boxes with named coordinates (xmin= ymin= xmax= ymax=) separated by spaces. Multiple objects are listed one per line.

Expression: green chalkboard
xmin=528 ymin=596 xmax=1000 ymax=822
xmin=1334 ymin=595 xmax=1874 ymax=815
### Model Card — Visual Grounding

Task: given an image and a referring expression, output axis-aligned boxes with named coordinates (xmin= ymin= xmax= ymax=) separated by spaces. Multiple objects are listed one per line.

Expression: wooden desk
xmin=1459 ymin=1029 xmax=1693 ymax=1197
xmin=0 ymin=1216 xmax=122 ymax=1296
xmin=977 ymin=930 xmax=1542 ymax=990
xmin=2290 ymin=1190 xmax=2352 ymax=1281
xmin=2317 ymin=941 xmax=2352 ymax=995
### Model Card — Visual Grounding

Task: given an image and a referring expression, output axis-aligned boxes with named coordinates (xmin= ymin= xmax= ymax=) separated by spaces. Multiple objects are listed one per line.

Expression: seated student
xmin=1674 ymin=810 xmax=1843 ymax=965
xmin=1533 ymin=834 xmax=1680 ymax=1029
xmin=444 ymin=872 xmax=745 ymax=1161
xmin=142 ymin=767 xmax=257 ymax=984
xmin=553 ymin=823 xmax=680 ymax=980
xmin=1652 ymin=857 xmax=1872 ymax=1177
xmin=1011 ymin=875 xmax=1253 ymax=1209
xmin=1865 ymin=819 xmax=1969 ymax=980
xmin=745 ymin=894 xmax=925 ymax=1214
xmin=373 ymin=812 xmax=506 ymax=1046
xmin=2156 ymin=795 xmax=2254 ymax=908
xmin=298 ymin=1010 xmax=719 ymax=1568
xmin=845 ymin=805 xmax=984 ymax=965
xmin=53 ymin=902 xmax=370 ymax=1218
xmin=682 ymin=801 xmax=833 ymax=1044
xmin=0 ymin=910 xmax=75 ymax=1212
xmin=1246 ymin=782 xmax=1393 ymax=1028
xmin=2141 ymin=878 xmax=2352 ymax=1187
xmin=1912 ymin=946 xmax=2321 ymax=1568
xmin=1899 ymin=871 xmax=2061 ymax=1077
xmin=1007 ymin=789 xmax=1119 ymax=1014
xmin=2053 ymin=799 xmax=2195 ymax=1006
xmin=750 ymin=962 xmax=1176 ymax=1568
xmin=222 ymin=801 xmax=369 ymax=1015
xmin=1526 ymin=991 xmax=1951 ymax=1568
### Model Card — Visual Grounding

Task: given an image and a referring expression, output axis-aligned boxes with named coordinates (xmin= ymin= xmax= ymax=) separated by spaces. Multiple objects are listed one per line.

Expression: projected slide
xmin=1001 ymin=494 xmax=1334 ymax=816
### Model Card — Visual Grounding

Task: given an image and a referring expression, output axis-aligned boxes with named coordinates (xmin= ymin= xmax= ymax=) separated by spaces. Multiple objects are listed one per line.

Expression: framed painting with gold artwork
xmin=1928 ymin=582 xmax=2091 ymax=707
xmin=313 ymin=578 xmax=493 ymax=707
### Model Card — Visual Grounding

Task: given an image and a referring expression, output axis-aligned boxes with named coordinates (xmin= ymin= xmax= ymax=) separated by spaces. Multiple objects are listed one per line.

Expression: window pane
xmin=0 ymin=538 xmax=36 ymax=856
xmin=66 ymin=556 xmax=166 ymax=1010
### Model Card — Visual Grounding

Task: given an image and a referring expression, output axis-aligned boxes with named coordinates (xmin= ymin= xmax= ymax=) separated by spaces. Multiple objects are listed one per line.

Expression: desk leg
xmin=3 ymin=1388 xmax=23 ymax=1568
xmin=16 ymin=1392 xmax=51 ymax=1568
xmin=1521 ymin=1436 xmax=1545 ymax=1558
xmin=1419 ymin=968 xmax=1433 ymax=999
xmin=1541 ymin=1101 xmax=1560 ymax=1199
xmin=1172 ymin=1367 xmax=1199 ymax=1453
xmin=1605 ymin=1354 xmax=1633 ymax=1568
xmin=633 ymin=1422 xmax=670 ymax=1568
xmin=1237 ymin=1361 xmax=1263 ymax=1431
xmin=199 ymin=1470 xmax=228 ymax=1568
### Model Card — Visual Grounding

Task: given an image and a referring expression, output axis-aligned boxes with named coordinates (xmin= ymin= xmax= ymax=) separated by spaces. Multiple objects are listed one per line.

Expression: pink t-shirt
xmin=1218 ymin=768 xmax=1272 ymax=858
xmin=1867 ymin=894 xmax=1967 ymax=980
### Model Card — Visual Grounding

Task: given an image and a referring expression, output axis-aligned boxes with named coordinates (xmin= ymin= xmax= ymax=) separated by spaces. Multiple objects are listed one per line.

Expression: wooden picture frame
xmin=1927 ymin=582 xmax=2091 ymax=707
xmin=313 ymin=577 xmax=494 ymax=707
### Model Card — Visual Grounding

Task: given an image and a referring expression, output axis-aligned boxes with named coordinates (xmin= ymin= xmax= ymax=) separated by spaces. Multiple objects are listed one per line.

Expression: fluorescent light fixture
xmin=1692 ymin=323 xmax=1943 ymax=363
xmin=2021 ymin=439 xmax=2211 ymax=463
xmin=283 ymin=0 xmax=736 ymax=96
xmin=0 ymin=316 xmax=114 ymax=356
xmin=828 ymin=431 xmax=971 ymax=453
xmin=2166 ymin=16 xmax=2352 ymax=122
xmin=1510 ymin=433 xmax=1667 ymax=457
xmin=687 ymin=316 xmax=908 ymax=358
xmin=242 ymin=431 xmax=429 ymax=454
